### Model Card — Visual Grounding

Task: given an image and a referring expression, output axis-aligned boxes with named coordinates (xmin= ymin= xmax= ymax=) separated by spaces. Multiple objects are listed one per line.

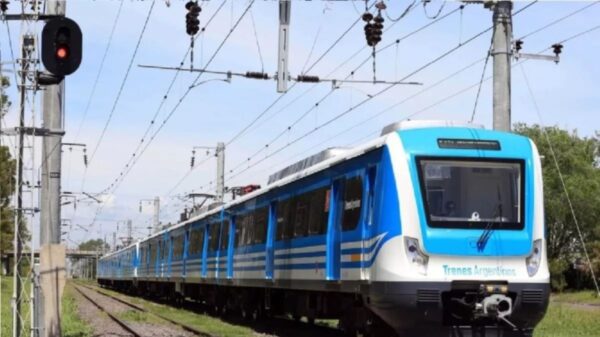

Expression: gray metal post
xmin=40 ymin=0 xmax=66 ymax=245
xmin=12 ymin=32 xmax=30 ymax=337
xmin=276 ymin=0 xmax=291 ymax=93
xmin=490 ymin=0 xmax=513 ymax=131
xmin=153 ymin=197 xmax=160 ymax=233
xmin=215 ymin=142 xmax=225 ymax=202
xmin=127 ymin=220 xmax=132 ymax=246
xmin=112 ymin=232 xmax=116 ymax=252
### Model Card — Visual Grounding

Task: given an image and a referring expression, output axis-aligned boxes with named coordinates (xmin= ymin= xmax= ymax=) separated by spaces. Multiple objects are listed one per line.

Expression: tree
xmin=78 ymin=239 xmax=109 ymax=252
xmin=515 ymin=124 xmax=600 ymax=290
xmin=0 ymin=76 xmax=14 ymax=254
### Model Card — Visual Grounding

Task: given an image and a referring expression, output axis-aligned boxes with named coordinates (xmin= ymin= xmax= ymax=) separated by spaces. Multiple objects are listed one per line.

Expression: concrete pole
xmin=153 ymin=197 xmax=160 ymax=233
xmin=127 ymin=220 xmax=132 ymax=246
xmin=490 ymin=0 xmax=513 ymax=131
xmin=112 ymin=232 xmax=117 ymax=252
xmin=40 ymin=0 xmax=66 ymax=245
xmin=276 ymin=0 xmax=291 ymax=92
xmin=215 ymin=142 xmax=225 ymax=202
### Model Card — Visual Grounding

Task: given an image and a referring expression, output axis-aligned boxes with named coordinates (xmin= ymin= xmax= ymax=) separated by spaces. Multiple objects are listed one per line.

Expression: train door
xmin=326 ymin=178 xmax=343 ymax=281
xmin=183 ymin=229 xmax=189 ymax=277
xmin=361 ymin=167 xmax=377 ymax=280
xmin=265 ymin=201 xmax=277 ymax=280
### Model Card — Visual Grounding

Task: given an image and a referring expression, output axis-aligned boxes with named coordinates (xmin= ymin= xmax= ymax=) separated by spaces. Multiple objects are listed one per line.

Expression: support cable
xmin=519 ymin=64 xmax=600 ymax=297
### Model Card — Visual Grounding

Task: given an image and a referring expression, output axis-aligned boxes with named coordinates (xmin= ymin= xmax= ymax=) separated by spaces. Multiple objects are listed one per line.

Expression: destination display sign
xmin=437 ymin=138 xmax=501 ymax=150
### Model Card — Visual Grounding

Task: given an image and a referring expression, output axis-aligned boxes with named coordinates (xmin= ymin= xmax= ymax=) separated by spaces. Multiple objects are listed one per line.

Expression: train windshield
xmin=417 ymin=158 xmax=524 ymax=229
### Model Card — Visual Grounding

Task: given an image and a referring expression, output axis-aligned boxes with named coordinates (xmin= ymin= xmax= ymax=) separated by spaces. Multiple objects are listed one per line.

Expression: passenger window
xmin=220 ymin=220 xmax=230 ymax=251
xmin=342 ymin=176 xmax=363 ymax=231
xmin=189 ymin=227 xmax=204 ymax=255
xmin=294 ymin=194 xmax=310 ymax=238
xmin=208 ymin=223 xmax=220 ymax=252
xmin=308 ymin=187 xmax=330 ymax=235
xmin=254 ymin=207 xmax=268 ymax=244
xmin=276 ymin=199 xmax=293 ymax=240
xmin=173 ymin=235 xmax=184 ymax=259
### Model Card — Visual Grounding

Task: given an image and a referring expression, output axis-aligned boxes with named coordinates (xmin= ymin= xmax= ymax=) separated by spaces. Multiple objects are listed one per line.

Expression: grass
xmin=61 ymin=285 xmax=93 ymax=337
xmin=1 ymin=275 xmax=31 ymax=337
xmin=83 ymin=283 xmax=261 ymax=337
xmin=534 ymin=291 xmax=600 ymax=337
xmin=1 ymin=276 xmax=12 ymax=337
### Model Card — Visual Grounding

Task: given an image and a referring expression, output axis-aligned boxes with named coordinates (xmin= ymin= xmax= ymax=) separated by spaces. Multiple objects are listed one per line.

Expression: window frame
xmin=415 ymin=156 xmax=526 ymax=230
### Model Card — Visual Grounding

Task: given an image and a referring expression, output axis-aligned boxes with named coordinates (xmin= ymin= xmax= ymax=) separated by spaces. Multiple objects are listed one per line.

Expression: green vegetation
xmin=62 ymin=285 xmax=92 ymax=337
xmin=1 ymin=276 xmax=12 ymax=337
xmin=87 ymin=283 xmax=256 ymax=337
xmin=78 ymin=239 xmax=109 ymax=252
xmin=515 ymin=125 xmax=600 ymax=291
xmin=535 ymin=302 xmax=600 ymax=337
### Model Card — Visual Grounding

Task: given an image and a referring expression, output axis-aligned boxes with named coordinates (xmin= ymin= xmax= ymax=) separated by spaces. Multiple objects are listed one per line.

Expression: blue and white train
xmin=98 ymin=121 xmax=549 ymax=337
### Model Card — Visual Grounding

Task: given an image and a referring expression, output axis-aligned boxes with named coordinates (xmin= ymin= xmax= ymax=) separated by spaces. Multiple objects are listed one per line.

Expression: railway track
xmin=73 ymin=283 xmax=213 ymax=337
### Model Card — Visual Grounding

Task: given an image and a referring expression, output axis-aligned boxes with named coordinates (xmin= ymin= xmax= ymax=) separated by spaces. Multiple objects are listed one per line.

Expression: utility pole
xmin=112 ymin=232 xmax=117 ymax=251
xmin=38 ymin=1 xmax=68 ymax=336
xmin=488 ymin=0 xmax=512 ymax=131
xmin=153 ymin=197 xmax=160 ymax=233
xmin=215 ymin=142 xmax=225 ymax=202
xmin=12 ymin=32 xmax=32 ymax=337
xmin=127 ymin=219 xmax=132 ymax=246
xmin=276 ymin=0 xmax=291 ymax=92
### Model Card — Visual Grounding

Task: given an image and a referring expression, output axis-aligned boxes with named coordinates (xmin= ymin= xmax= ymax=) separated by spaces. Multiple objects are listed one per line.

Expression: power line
xmin=195 ymin=20 xmax=498 ymax=194
xmin=87 ymin=0 xmax=228 ymax=196
xmin=88 ymin=0 xmax=256 ymax=229
xmin=470 ymin=37 xmax=492 ymax=123
xmin=519 ymin=63 xmax=600 ymax=297
xmin=73 ymin=0 xmax=125 ymax=142
xmin=165 ymin=2 xmax=462 ymax=201
xmin=197 ymin=1 xmax=543 ymax=195
xmin=87 ymin=0 xmax=156 ymax=165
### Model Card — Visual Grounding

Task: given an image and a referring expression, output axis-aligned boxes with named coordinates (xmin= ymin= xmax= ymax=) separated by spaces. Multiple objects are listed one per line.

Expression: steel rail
xmin=76 ymin=283 xmax=213 ymax=337
xmin=72 ymin=284 xmax=143 ymax=337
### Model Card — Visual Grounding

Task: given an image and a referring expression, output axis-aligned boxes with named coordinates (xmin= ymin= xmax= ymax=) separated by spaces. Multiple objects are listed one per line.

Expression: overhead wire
xmin=168 ymin=2 xmax=463 ymax=205
xmin=205 ymin=0 xmax=542 ymax=193
xmin=73 ymin=0 xmax=125 ymax=142
xmin=87 ymin=0 xmax=156 ymax=165
xmin=89 ymin=0 xmax=256 ymax=228
xmin=470 ymin=37 xmax=492 ymax=123
xmin=87 ymin=0 xmax=227 ymax=195
xmin=519 ymin=64 xmax=600 ymax=297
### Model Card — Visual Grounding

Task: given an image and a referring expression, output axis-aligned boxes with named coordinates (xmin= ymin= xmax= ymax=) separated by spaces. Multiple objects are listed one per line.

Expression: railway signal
xmin=185 ymin=1 xmax=201 ymax=36
xmin=41 ymin=17 xmax=82 ymax=77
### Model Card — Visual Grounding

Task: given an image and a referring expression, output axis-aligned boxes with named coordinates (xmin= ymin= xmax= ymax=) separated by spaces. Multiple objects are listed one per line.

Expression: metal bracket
xmin=0 ymin=127 xmax=65 ymax=136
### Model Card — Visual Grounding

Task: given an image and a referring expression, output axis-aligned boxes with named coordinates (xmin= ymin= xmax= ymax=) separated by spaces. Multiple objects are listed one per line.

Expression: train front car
xmin=368 ymin=122 xmax=549 ymax=337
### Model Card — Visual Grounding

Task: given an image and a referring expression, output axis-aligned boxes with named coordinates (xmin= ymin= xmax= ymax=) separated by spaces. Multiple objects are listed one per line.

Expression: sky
xmin=1 ymin=0 xmax=599 ymax=249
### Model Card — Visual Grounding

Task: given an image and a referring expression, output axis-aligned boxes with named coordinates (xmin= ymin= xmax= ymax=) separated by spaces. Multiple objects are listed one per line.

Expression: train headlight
xmin=526 ymin=239 xmax=542 ymax=277
xmin=404 ymin=236 xmax=429 ymax=275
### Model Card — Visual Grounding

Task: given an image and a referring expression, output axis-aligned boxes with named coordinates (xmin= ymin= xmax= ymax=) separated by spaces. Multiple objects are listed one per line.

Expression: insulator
xmin=362 ymin=12 xmax=373 ymax=22
xmin=83 ymin=154 xmax=88 ymax=167
xmin=296 ymin=75 xmax=320 ymax=83
xmin=190 ymin=155 xmax=195 ymax=168
xmin=246 ymin=71 xmax=269 ymax=79
xmin=515 ymin=40 xmax=523 ymax=53
xmin=185 ymin=0 xmax=195 ymax=10
xmin=552 ymin=43 xmax=563 ymax=56
xmin=0 ymin=1 xmax=8 ymax=13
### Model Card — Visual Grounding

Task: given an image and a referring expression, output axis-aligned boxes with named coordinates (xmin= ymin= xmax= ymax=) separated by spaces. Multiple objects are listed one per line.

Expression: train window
xmin=367 ymin=167 xmax=377 ymax=225
xmin=341 ymin=176 xmax=363 ymax=231
xmin=308 ymin=186 xmax=330 ymax=235
xmin=189 ymin=227 xmax=204 ymax=256
xmin=251 ymin=207 xmax=265 ymax=244
xmin=293 ymin=194 xmax=310 ymax=238
xmin=208 ymin=223 xmax=220 ymax=252
xmin=220 ymin=220 xmax=230 ymax=251
xmin=173 ymin=235 xmax=184 ymax=259
xmin=276 ymin=199 xmax=294 ymax=240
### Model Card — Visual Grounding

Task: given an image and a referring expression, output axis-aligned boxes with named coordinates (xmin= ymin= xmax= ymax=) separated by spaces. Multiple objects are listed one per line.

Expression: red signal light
xmin=56 ymin=46 xmax=69 ymax=60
